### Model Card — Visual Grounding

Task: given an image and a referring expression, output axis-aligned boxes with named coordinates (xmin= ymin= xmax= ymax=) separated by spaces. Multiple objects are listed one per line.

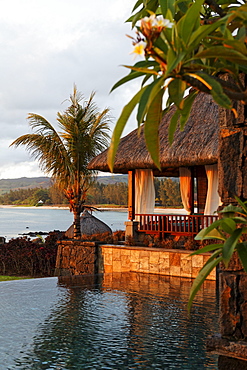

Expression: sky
xmin=0 ymin=0 xmax=140 ymax=179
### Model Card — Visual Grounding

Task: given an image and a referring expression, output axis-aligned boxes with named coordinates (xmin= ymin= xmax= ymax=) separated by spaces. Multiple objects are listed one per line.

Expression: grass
xmin=0 ymin=275 xmax=31 ymax=282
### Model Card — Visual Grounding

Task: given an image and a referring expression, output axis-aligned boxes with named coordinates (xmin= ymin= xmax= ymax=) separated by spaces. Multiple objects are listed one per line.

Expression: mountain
xmin=0 ymin=175 xmax=128 ymax=195
xmin=0 ymin=177 xmax=51 ymax=195
xmin=96 ymin=174 xmax=128 ymax=185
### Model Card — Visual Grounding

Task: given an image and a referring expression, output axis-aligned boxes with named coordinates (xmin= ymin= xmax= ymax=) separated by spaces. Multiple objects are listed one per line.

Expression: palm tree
xmin=11 ymin=86 xmax=111 ymax=238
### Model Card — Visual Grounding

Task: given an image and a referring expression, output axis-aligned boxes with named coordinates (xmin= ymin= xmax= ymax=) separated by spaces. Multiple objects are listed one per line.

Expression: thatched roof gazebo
xmin=88 ymin=93 xmax=219 ymax=177
xmin=65 ymin=210 xmax=112 ymax=239
xmin=88 ymin=93 xmax=220 ymax=239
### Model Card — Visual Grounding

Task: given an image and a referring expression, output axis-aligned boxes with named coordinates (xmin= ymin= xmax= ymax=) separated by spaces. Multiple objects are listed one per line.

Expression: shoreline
xmin=0 ymin=205 xmax=69 ymax=210
xmin=0 ymin=205 xmax=128 ymax=212
xmin=0 ymin=205 xmax=187 ymax=214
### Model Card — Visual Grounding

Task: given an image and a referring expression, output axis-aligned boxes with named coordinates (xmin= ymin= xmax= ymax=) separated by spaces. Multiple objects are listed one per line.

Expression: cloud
xmin=0 ymin=0 xmax=140 ymax=178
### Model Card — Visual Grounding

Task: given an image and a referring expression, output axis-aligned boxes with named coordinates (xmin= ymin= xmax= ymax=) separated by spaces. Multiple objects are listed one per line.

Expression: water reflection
xmin=10 ymin=273 xmax=218 ymax=369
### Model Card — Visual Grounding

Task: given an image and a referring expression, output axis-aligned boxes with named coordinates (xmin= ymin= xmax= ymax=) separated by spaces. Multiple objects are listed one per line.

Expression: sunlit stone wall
xmin=100 ymin=245 xmax=216 ymax=280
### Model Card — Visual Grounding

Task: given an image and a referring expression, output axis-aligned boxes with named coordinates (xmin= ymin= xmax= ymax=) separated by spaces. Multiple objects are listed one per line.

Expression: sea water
xmin=0 ymin=207 xmax=128 ymax=240
xmin=0 ymin=273 xmax=219 ymax=369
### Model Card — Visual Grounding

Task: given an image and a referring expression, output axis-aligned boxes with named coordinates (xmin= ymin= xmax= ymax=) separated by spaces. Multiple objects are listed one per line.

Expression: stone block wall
xmin=55 ymin=240 xmax=98 ymax=276
xmin=100 ymin=245 xmax=216 ymax=280
xmin=55 ymin=241 xmax=216 ymax=280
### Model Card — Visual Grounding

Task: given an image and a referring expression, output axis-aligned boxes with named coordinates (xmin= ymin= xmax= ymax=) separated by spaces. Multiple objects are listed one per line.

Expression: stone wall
xmin=55 ymin=240 xmax=98 ymax=276
xmin=207 ymin=254 xmax=247 ymax=365
xmin=55 ymin=241 xmax=216 ymax=280
xmin=100 ymin=244 xmax=216 ymax=280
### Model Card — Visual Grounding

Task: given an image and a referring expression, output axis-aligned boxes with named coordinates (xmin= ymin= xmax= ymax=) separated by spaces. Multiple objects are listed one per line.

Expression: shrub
xmin=0 ymin=231 xmax=63 ymax=277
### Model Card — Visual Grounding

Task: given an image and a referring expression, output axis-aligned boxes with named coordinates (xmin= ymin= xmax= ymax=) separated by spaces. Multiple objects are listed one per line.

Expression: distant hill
xmin=0 ymin=177 xmax=51 ymax=195
xmin=0 ymin=175 xmax=128 ymax=195
xmin=96 ymin=174 xmax=128 ymax=185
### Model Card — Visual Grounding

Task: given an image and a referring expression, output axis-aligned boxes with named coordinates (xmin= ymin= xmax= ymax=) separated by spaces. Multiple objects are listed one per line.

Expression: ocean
xmin=0 ymin=207 xmax=128 ymax=241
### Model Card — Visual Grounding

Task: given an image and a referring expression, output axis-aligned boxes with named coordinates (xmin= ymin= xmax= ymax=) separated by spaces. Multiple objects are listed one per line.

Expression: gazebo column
xmin=190 ymin=166 xmax=195 ymax=214
xmin=128 ymin=170 xmax=135 ymax=221
xmin=125 ymin=170 xmax=139 ymax=240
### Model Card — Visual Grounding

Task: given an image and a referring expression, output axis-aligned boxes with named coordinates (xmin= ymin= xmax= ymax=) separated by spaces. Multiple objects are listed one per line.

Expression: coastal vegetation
xmin=0 ymin=177 xmax=50 ymax=196
xmin=11 ymin=87 xmax=111 ymax=238
xmin=0 ymin=177 xmax=181 ymax=208
xmin=0 ymin=276 xmax=30 ymax=281
xmin=0 ymin=232 xmax=62 ymax=277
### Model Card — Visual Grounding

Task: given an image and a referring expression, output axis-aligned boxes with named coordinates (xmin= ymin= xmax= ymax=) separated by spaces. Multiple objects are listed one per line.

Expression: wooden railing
xmin=136 ymin=214 xmax=218 ymax=237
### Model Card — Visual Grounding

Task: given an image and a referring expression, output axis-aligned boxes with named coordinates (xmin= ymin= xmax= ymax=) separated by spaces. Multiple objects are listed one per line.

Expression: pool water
xmin=0 ymin=273 xmax=219 ymax=369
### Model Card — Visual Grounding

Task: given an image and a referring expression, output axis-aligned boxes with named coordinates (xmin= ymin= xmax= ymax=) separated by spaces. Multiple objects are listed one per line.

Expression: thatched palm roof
xmin=65 ymin=210 xmax=112 ymax=238
xmin=88 ymin=93 xmax=219 ymax=176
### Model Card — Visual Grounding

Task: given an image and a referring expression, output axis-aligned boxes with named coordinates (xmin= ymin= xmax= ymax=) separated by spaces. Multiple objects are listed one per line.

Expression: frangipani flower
xmin=131 ymin=40 xmax=147 ymax=57
xmin=158 ymin=17 xmax=173 ymax=29
xmin=141 ymin=15 xmax=173 ymax=38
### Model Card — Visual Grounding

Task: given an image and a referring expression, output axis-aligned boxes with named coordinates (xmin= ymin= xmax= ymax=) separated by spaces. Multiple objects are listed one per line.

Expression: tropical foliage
xmin=157 ymin=178 xmax=181 ymax=206
xmin=0 ymin=186 xmax=68 ymax=206
xmin=11 ymin=87 xmax=111 ymax=238
xmin=0 ymin=178 xmax=182 ymax=207
xmin=188 ymin=197 xmax=247 ymax=311
xmin=108 ymin=0 xmax=247 ymax=171
xmin=0 ymin=232 xmax=62 ymax=277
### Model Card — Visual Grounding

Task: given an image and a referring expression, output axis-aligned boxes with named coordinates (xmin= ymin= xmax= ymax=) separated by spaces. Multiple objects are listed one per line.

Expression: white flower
xmin=160 ymin=17 xmax=173 ymax=29
xmin=131 ymin=41 xmax=147 ymax=57
xmin=142 ymin=14 xmax=173 ymax=31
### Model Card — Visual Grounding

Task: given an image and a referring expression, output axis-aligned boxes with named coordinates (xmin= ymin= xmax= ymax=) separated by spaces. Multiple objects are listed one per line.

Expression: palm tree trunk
xmin=73 ymin=209 xmax=81 ymax=239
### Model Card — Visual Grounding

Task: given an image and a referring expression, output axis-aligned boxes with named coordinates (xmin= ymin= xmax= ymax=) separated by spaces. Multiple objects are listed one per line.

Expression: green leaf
xmin=236 ymin=26 xmax=247 ymax=41
xmin=168 ymin=79 xmax=186 ymax=109
xmin=231 ymin=217 xmax=247 ymax=224
xmin=166 ymin=47 xmax=176 ymax=73
xmin=223 ymin=39 xmax=247 ymax=55
xmin=237 ymin=242 xmax=247 ymax=272
xmin=187 ymin=17 xmax=229 ymax=52
xmin=192 ymin=72 xmax=232 ymax=110
xmin=222 ymin=228 xmax=243 ymax=267
xmin=158 ymin=0 xmax=175 ymax=17
xmin=176 ymin=0 xmax=190 ymax=14
xmin=110 ymin=71 xmax=145 ymax=93
xmin=188 ymin=256 xmax=223 ymax=312
xmin=132 ymin=0 xmax=143 ymax=12
xmin=202 ymin=248 xmax=223 ymax=266
xmin=137 ymin=76 xmax=165 ymax=125
xmin=165 ymin=49 xmax=187 ymax=76
xmin=234 ymin=196 xmax=247 ymax=214
xmin=194 ymin=46 xmax=247 ymax=65
xmin=220 ymin=203 xmax=244 ymax=214
xmin=168 ymin=110 xmax=180 ymax=144
xmin=221 ymin=218 xmax=236 ymax=235
xmin=195 ymin=226 xmax=225 ymax=241
xmin=189 ymin=243 xmax=223 ymax=256
xmin=179 ymin=90 xmax=198 ymax=130
xmin=107 ymin=86 xmax=148 ymax=172
xmin=177 ymin=0 xmax=205 ymax=45
xmin=144 ymin=89 xmax=164 ymax=170
xmin=236 ymin=242 xmax=247 ymax=272
xmin=194 ymin=219 xmax=224 ymax=240
xmin=142 ymin=74 xmax=153 ymax=86
xmin=154 ymin=34 xmax=169 ymax=54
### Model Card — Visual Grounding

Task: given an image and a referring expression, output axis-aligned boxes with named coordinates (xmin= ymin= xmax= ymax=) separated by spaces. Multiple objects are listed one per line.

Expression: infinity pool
xmin=0 ymin=273 xmax=218 ymax=369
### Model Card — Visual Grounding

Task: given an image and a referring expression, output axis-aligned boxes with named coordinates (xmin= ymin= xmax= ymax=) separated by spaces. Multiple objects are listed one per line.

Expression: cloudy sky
xmin=0 ymin=0 xmax=140 ymax=179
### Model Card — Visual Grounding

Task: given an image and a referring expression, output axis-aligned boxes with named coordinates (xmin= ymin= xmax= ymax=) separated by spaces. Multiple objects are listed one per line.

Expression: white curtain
xmin=179 ymin=167 xmax=192 ymax=214
xmin=135 ymin=169 xmax=155 ymax=218
xmin=204 ymin=164 xmax=222 ymax=215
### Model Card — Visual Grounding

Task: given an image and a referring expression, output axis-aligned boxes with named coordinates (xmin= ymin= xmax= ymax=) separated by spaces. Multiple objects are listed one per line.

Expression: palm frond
xmin=11 ymin=86 xmax=112 ymax=238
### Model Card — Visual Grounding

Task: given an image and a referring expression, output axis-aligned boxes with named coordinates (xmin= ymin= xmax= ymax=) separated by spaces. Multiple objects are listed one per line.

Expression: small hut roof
xmin=65 ymin=210 xmax=112 ymax=239
xmin=88 ymin=93 xmax=219 ymax=176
